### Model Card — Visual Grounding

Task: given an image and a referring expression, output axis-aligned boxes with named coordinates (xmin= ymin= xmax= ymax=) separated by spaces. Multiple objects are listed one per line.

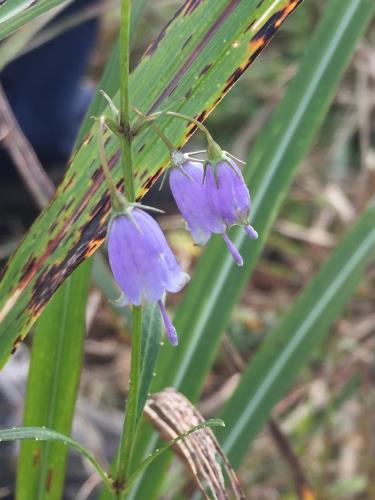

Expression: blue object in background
xmin=1 ymin=0 xmax=100 ymax=171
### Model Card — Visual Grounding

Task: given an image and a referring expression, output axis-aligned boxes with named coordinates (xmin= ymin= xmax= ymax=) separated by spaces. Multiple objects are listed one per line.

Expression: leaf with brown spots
xmin=0 ymin=0 xmax=304 ymax=364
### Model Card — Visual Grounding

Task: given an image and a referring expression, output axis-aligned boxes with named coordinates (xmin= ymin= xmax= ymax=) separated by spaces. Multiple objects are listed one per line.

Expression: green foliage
xmin=138 ymin=303 xmax=163 ymax=419
xmin=130 ymin=0 xmax=375 ymax=497
xmin=0 ymin=0 xmax=304 ymax=365
xmin=219 ymin=199 xmax=375 ymax=465
xmin=0 ymin=0 xmax=69 ymax=40
xmin=1 ymin=427 xmax=112 ymax=491
xmin=16 ymin=261 xmax=91 ymax=500
xmin=1 ymin=0 xmax=374 ymax=498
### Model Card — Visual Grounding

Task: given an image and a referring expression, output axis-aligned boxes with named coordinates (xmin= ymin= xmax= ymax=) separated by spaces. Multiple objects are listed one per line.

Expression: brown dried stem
xmin=0 ymin=84 xmax=54 ymax=210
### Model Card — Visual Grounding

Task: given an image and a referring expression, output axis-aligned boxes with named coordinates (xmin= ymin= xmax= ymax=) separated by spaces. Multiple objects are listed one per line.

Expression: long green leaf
xmin=0 ymin=0 xmax=70 ymax=41
xmin=138 ymin=303 xmax=163 ymax=419
xmin=0 ymin=427 xmax=112 ymax=492
xmin=0 ymin=0 xmax=304 ymax=365
xmin=0 ymin=2 xmax=66 ymax=70
xmin=16 ymin=261 xmax=91 ymax=500
xmin=219 ymin=199 xmax=375 ymax=465
xmin=130 ymin=0 xmax=375 ymax=497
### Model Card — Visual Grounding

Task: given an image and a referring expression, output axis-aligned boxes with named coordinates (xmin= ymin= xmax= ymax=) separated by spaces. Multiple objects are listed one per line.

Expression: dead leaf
xmin=145 ymin=388 xmax=245 ymax=500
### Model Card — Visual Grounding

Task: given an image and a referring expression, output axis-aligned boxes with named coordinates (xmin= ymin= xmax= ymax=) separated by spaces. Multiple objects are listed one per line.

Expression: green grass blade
xmin=123 ymin=419 xmax=225 ymax=495
xmin=0 ymin=0 xmax=304 ymax=364
xmin=219 ymin=199 xmax=375 ymax=465
xmin=0 ymin=0 xmax=70 ymax=41
xmin=13 ymin=4 xmax=148 ymax=496
xmin=138 ymin=303 xmax=163 ymax=419
xmin=130 ymin=0 xmax=375 ymax=497
xmin=16 ymin=261 xmax=91 ymax=500
xmin=0 ymin=3 xmax=66 ymax=70
xmin=0 ymin=426 xmax=112 ymax=493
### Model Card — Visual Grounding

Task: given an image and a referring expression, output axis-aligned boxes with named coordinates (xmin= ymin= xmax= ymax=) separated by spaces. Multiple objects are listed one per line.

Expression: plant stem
xmin=119 ymin=0 xmax=134 ymax=201
xmin=114 ymin=305 xmax=143 ymax=491
xmin=165 ymin=110 xmax=213 ymax=142
xmin=111 ymin=1 xmax=143 ymax=494
xmin=97 ymin=118 xmax=124 ymax=212
xmin=165 ymin=110 xmax=223 ymax=160
xmin=149 ymin=122 xmax=176 ymax=153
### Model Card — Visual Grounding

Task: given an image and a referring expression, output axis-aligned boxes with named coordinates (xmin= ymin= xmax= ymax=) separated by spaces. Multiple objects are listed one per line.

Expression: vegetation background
xmin=0 ymin=0 xmax=374 ymax=499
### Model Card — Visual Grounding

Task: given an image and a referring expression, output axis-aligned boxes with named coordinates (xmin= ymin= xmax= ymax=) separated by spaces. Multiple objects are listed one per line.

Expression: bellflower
xmin=169 ymin=152 xmax=258 ymax=266
xmin=108 ymin=207 xmax=190 ymax=345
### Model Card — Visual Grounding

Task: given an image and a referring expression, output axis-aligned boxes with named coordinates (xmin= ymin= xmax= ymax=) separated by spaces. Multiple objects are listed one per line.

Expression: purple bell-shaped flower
xmin=108 ymin=207 xmax=190 ymax=345
xmin=169 ymin=156 xmax=258 ymax=266
xmin=169 ymin=161 xmax=225 ymax=245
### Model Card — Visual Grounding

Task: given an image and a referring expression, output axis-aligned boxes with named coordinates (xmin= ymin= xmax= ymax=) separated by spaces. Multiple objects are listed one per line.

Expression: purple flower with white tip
xmin=108 ymin=207 xmax=190 ymax=345
xmin=169 ymin=154 xmax=258 ymax=266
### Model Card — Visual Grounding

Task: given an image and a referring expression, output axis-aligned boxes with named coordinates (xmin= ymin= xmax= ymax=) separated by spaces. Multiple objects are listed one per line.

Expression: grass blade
xmin=16 ymin=261 xmax=91 ymax=500
xmin=1 ymin=426 xmax=112 ymax=493
xmin=0 ymin=0 xmax=71 ymax=41
xmin=219 ymin=199 xmax=375 ymax=465
xmin=77 ymin=0 xmax=149 ymax=143
xmin=138 ymin=303 xmax=163 ymax=419
xmin=153 ymin=0 xmax=375 ymax=407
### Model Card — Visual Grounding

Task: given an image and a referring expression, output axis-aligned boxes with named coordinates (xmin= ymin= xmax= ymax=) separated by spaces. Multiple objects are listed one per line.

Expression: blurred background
xmin=0 ymin=0 xmax=374 ymax=498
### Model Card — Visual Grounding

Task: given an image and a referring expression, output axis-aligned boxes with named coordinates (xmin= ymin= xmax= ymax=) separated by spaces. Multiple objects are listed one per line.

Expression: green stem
xmin=97 ymin=118 xmax=124 ymax=212
xmin=111 ymin=1 xmax=143 ymax=495
xmin=165 ymin=110 xmax=222 ymax=159
xmin=149 ymin=122 xmax=176 ymax=153
xmin=114 ymin=305 xmax=143 ymax=492
xmin=119 ymin=0 xmax=134 ymax=201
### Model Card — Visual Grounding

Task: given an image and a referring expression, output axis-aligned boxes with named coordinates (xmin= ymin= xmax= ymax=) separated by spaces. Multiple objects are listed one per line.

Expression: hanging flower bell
xmin=108 ymin=207 xmax=190 ymax=345
xmin=169 ymin=152 xmax=258 ymax=266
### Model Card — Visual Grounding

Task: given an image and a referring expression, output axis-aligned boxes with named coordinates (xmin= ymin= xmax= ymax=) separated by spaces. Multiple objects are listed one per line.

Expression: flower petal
xmin=206 ymin=161 xmax=250 ymax=226
xmin=108 ymin=209 xmax=189 ymax=305
xmin=169 ymin=161 xmax=225 ymax=244
xmin=158 ymin=300 xmax=178 ymax=346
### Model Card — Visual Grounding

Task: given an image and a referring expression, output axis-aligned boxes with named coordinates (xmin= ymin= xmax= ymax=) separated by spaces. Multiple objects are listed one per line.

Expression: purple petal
xmin=108 ymin=209 xmax=189 ymax=305
xmin=244 ymin=225 xmax=258 ymax=240
xmin=222 ymin=233 xmax=243 ymax=266
xmin=205 ymin=161 xmax=251 ymax=226
xmin=169 ymin=162 xmax=225 ymax=244
xmin=158 ymin=300 xmax=178 ymax=346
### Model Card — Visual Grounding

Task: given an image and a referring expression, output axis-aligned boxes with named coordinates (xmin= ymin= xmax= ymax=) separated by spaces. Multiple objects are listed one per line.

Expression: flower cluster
xmin=104 ymin=114 xmax=258 ymax=346
xmin=169 ymin=154 xmax=258 ymax=266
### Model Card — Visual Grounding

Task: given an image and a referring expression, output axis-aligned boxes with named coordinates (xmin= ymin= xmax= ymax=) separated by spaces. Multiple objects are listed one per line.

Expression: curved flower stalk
xmin=108 ymin=207 xmax=190 ymax=345
xmin=169 ymin=154 xmax=258 ymax=266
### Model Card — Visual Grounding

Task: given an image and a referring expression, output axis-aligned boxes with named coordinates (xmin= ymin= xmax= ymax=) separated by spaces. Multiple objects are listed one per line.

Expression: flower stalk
xmin=119 ymin=0 xmax=134 ymax=201
xmin=112 ymin=0 xmax=143 ymax=492
xmin=97 ymin=118 xmax=124 ymax=213
xmin=165 ymin=110 xmax=223 ymax=161
xmin=114 ymin=304 xmax=142 ymax=486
